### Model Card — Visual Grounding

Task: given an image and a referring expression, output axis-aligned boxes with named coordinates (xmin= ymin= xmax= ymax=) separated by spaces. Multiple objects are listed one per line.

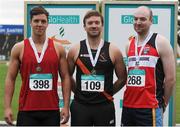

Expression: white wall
xmin=0 ymin=0 xmax=100 ymax=25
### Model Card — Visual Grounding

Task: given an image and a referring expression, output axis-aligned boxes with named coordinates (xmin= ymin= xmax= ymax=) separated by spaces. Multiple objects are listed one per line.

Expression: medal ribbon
xmin=135 ymin=32 xmax=153 ymax=65
xmin=29 ymin=37 xmax=48 ymax=64
xmin=86 ymin=38 xmax=104 ymax=68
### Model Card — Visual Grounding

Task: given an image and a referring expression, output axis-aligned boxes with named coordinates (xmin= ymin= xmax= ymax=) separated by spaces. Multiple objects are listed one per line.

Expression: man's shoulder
xmin=10 ymin=40 xmax=24 ymax=58
xmin=109 ymin=42 xmax=122 ymax=55
xmin=13 ymin=40 xmax=24 ymax=49
xmin=69 ymin=43 xmax=80 ymax=53
xmin=155 ymin=34 xmax=170 ymax=46
xmin=51 ymin=39 xmax=64 ymax=48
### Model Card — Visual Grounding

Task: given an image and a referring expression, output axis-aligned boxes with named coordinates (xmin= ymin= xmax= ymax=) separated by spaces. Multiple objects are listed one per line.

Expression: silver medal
xmin=91 ymin=69 xmax=96 ymax=75
xmin=135 ymin=61 xmax=139 ymax=69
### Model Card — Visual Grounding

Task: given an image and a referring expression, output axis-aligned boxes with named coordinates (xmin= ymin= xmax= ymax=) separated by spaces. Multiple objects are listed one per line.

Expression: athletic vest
xmin=75 ymin=40 xmax=114 ymax=104
xmin=19 ymin=38 xmax=59 ymax=111
xmin=123 ymin=33 xmax=165 ymax=108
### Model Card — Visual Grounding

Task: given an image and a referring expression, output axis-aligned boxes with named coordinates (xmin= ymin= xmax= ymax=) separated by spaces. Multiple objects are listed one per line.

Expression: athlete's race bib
xmin=29 ymin=74 xmax=53 ymax=91
xmin=127 ymin=69 xmax=145 ymax=87
xmin=81 ymin=75 xmax=104 ymax=92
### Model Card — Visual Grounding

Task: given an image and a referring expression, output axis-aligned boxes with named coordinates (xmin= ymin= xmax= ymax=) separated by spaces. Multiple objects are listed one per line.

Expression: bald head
xmin=133 ymin=6 xmax=153 ymax=35
xmin=134 ymin=6 xmax=153 ymax=21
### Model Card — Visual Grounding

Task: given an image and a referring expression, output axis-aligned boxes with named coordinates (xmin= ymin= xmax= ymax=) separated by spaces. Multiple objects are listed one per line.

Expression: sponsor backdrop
xmin=102 ymin=1 xmax=177 ymax=126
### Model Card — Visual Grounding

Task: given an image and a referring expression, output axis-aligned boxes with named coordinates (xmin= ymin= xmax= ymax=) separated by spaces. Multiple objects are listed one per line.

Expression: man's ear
xmin=83 ymin=25 xmax=86 ymax=31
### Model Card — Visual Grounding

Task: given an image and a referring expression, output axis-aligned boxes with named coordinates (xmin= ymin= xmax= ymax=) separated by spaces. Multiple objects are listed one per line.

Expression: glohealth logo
xmin=49 ymin=15 xmax=80 ymax=24
xmin=121 ymin=15 xmax=158 ymax=24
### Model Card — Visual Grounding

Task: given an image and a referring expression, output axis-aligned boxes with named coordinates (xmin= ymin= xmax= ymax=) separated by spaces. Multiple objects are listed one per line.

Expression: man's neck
xmin=87 ymin=36 xmax=102 ymax=50
xmin=32 ymin=34 xmax=46 ymax=44
xmin=137 ymin=31 xmax=150 ymax=45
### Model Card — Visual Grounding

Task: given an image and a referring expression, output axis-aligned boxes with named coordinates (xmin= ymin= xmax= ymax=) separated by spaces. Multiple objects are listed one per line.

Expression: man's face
xmin=133 ymin=8 xmax=152 ymax=35
xmin=84 ymin=16 xmax=103 ymax=38
xmin=30 ymin=14 xmax=48 ymax=36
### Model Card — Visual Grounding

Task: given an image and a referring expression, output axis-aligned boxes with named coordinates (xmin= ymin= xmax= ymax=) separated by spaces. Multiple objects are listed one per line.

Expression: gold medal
xmin=36 ymin=65 xmax=42 ymax=72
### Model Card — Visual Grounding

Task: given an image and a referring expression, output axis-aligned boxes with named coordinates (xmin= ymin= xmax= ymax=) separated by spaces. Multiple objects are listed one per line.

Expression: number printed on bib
xmin=81 ymin=75 xmax=104 ymax=92
xmin=127 ymin=69 xmax=145 ymax=87
xmin=29 ymin=74 xmax=53 ymax=91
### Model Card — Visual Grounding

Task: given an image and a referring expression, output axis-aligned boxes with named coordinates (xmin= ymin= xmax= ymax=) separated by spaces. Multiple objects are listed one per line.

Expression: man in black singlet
xmin=67 ymin=10 xmax=127 ymax=126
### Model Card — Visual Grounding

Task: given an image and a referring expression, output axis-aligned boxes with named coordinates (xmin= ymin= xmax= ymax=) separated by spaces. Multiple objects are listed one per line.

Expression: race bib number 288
xmin=29 ymin=74 xmax=53 ymax=91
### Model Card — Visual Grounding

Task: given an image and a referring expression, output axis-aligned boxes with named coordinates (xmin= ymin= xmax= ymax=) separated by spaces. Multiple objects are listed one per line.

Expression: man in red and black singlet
xmin=4 ymin=6 xmax=71 ymax=126
xmin=67 ymin=10 xmax=127 ymax=126
xmin=121 ymin=6 xmax=176 ymax=126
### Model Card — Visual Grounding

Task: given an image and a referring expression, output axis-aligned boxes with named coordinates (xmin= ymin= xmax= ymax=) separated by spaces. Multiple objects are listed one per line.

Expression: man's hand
xmin=4 ymin=108 xmax=14 ymax=125
xmin=60 ymin=107 xmax=69 ymax=124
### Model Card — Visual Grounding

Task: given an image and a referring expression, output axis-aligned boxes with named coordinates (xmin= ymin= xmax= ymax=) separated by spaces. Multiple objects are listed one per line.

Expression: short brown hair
xmin=83 ymin=10 xmax=104 ymax=26
xmin=30 ymin=6 xmax=49 ymax=21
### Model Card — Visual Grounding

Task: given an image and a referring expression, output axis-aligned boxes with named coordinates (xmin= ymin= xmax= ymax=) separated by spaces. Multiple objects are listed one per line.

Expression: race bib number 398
xmin=81 ymin=75 xmax=104 ymax=92
xmin=127 ymin=69 xmax=145 ymax=87
xmin=29 ymin=74 xmax=53 ymax=91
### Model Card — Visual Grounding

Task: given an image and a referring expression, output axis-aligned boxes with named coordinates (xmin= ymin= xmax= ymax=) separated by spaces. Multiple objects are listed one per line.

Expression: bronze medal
xmin=36 ymin=65 xmax=42 ymax=72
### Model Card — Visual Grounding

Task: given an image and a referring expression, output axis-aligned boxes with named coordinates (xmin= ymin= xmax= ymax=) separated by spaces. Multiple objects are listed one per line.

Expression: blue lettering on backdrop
xmin=0 ymin=25 xmax=24 ymax=35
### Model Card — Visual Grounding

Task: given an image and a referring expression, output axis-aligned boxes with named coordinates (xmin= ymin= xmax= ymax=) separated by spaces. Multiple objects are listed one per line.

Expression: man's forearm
xmin=62 ymin=79 xmax=71 ymax=108
xmin=113 ymin=79 xmax=126 ymax=95
xmin=4 ymin=82 xmax=15 ymax=109
xmin=164 ymin=78 xmax=175 ymax=105
xmin=70 ymin=77 xmax=76 ymax=93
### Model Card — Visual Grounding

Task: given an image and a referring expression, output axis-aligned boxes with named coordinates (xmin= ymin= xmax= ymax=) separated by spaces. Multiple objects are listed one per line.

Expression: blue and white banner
xmin=0 ymin=25 xmax=23 ymax=35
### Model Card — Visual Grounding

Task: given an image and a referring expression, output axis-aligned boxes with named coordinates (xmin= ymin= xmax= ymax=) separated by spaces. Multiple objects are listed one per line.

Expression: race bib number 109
xmin=29 ymin=74 xmax=53 ymax=91
xmin=81 ymin=75 xmax=104 ymax=92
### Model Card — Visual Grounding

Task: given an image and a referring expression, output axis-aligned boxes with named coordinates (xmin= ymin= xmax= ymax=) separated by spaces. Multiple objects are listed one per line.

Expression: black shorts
xmin=70 ymin=100 xmax=115 ymax=126
xmin=16 ymin=110 xmax=60 ymax=126
xmin=121 ymin=106 xmax=163 ymax=126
